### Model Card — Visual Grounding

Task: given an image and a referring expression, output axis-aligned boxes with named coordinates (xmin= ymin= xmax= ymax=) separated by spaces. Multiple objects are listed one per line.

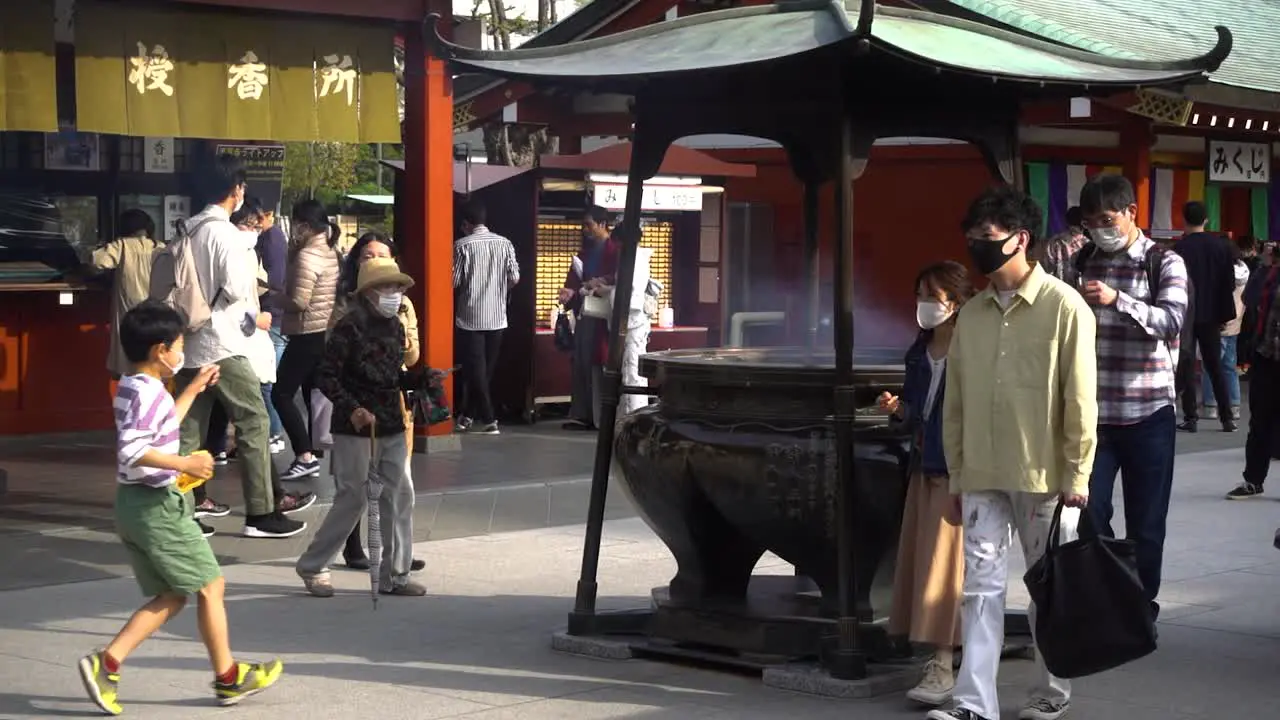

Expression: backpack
xmin=148 ymin=217 xmax=220 ymax=332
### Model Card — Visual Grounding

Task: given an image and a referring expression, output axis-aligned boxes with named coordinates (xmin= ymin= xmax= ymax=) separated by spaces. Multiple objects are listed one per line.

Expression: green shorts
xmin=115 ymin=483 xmax=222 ymax=597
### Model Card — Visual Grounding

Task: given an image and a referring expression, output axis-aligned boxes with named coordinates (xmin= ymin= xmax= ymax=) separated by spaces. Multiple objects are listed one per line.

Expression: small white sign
xmin=595 ymin=183 xmax=704 ymax=212
xmin=162 ymin=195 xmax=190 ymax=242
xmin=58 ymin=292 xmax=74 ymax=306
xmin=144 ymin=137 xmax=174 ymax=173
xmin=1208 ymin=140 xmax=1270 ymax=184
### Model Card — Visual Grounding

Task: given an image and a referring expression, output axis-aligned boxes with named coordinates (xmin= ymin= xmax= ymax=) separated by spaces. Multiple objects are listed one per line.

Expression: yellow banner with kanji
xmin=0 ymin=0 xmax=58 ymax=132
xmin=74 ymin=0 xmax=400 ymax=143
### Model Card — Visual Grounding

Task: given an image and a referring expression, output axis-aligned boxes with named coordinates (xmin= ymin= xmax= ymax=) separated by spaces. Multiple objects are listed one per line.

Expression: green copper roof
xmin=947 ymin=0 xmax=1273 ymax=94
xmin=430 ymin=1 xmax=1230 ymax=91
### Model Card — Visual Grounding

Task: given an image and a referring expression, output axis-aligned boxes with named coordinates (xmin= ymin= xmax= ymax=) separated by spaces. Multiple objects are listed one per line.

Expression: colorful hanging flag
xmin=1025 ymin=162 xmax=1123 ymax=236
xmin=1150 ymin=167 xmax=1207 ymax=230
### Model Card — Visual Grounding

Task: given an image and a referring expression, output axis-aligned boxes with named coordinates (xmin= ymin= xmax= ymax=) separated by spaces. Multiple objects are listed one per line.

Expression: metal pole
xmin=828 ymin=114 xmax=867 ymax=680
xmin=568 ymin=133 xmax=647 ymax=635
xmin=803 ymin=182 xmax=821 ymax=351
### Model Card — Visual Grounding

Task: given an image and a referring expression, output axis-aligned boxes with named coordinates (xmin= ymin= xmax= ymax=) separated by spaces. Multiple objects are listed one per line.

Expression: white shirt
xmin=923 ymin=354 xmax=947 ymax=421
xmin=182 ymin=205 xmax=258 ymax=367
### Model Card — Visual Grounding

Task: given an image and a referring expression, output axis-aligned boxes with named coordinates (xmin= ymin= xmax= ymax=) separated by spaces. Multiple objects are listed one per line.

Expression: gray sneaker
xmin=472 ymin=422 xmax=500 ymax=436
xmin=380 ymin=580 xmax=427 ymax=596
xmin=1019 ymin=698 xmax=1069 ymax=720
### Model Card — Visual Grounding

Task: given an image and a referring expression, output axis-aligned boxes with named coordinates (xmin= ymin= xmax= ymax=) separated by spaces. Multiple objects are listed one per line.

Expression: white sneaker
xmin=1019 ymin=698 xmax=1069 ymax=720
xmin=906 ymin=659 xmax=955 ymax=706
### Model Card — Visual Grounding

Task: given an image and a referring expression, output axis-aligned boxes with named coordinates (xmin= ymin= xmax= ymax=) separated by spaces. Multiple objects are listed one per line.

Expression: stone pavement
xmin=0 ymin=427 xmax=612 ymax=591
xmin=1 ymin=447 xmax=1278 ymax=719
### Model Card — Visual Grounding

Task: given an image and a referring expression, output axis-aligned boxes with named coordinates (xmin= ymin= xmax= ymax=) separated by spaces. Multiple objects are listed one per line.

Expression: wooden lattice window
xmin=534 ymin=218 xmax=675 ymax=327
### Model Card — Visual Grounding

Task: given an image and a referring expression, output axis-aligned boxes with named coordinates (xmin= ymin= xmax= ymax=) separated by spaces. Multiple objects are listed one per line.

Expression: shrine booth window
xmin=0 ymin=132 xmax=203 ymax=273
xmin=533 ymin=216 xmax=676 ymax=328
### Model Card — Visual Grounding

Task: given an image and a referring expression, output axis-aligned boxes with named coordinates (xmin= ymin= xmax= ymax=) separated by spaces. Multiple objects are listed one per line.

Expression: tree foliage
xmin=281 ymin=142 xmax=361 ymax=210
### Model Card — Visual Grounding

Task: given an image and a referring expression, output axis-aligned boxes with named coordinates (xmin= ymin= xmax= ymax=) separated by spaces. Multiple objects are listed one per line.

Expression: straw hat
xmin=356 ymin=257 xmax=414 ymax=294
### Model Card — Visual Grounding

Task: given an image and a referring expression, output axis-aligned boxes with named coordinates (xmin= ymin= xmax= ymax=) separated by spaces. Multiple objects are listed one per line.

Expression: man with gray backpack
xmin=149 ymin=154 xmax=304 ymax=539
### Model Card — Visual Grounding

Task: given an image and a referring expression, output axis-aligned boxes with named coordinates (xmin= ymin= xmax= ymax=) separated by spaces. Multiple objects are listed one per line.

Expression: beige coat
xmin=91 ymin=234 xmax=163 ymax=376
xmin=283 ymin=233 xmax=341 ymax=336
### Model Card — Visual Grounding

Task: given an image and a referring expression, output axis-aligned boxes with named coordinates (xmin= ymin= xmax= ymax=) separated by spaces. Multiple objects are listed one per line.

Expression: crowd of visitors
xmin=875 ymin=177 xmax=1272 ymax=720
xmin=86 ymin=150 xmax=1273 ymax=718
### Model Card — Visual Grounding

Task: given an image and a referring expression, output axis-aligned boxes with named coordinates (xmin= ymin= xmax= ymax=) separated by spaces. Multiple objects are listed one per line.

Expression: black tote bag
xmin=1022 ymin=500 xmax=1157 ymax=678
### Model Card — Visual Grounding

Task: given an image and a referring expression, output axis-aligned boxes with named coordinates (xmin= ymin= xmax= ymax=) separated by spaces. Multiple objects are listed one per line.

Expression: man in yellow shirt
xmin=928 ymin=187 xmax=1099 ymax=720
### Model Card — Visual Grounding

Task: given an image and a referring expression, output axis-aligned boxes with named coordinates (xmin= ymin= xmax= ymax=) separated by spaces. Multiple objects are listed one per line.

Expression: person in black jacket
xmin=1173 ymin=201 xmax=1239 ymax=432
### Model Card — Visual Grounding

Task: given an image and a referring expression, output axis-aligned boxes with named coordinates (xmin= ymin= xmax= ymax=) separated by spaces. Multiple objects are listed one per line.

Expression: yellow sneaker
xmin=213 ymin=659 xmax=284 ymax=706
xmin=77 ymin=651 xmax=122 ymax=716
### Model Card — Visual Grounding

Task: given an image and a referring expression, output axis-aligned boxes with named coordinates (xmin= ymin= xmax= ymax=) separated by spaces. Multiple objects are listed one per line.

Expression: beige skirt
xmin=887 ymin=471 xmax=964 ymax=647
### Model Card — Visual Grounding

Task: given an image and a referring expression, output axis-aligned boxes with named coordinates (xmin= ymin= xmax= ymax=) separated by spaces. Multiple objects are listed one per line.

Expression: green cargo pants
xmin=175 ymin=355 xmax=276 ymax=517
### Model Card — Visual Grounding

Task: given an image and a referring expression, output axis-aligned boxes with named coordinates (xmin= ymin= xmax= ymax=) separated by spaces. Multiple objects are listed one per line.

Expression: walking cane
xmin=365 ymin=423 xmax=385 ymax=610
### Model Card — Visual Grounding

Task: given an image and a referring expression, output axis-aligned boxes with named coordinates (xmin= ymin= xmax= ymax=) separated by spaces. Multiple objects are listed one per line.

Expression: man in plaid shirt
xmin=1071 ymin=174 xmax=1189 ymax=617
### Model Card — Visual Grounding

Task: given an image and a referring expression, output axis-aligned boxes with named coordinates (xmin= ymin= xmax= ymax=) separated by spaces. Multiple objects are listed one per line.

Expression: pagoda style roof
xmin=943 ymin=0 xmax=1276 ymax=99
xmin=430 ymin=0 xmax=1231 ymax=92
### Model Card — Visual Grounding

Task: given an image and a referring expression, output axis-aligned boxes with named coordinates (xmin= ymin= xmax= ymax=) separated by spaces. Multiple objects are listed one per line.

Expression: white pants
xmin=619 ymin=318 xmax=651 ymax=416
xmin=954 ymin=490 xmax=1078 ymax=720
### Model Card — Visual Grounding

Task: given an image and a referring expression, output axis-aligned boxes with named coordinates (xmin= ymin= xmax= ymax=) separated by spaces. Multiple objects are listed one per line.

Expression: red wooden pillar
xmin=1121 ymin=119 xmax=1154 ymax=229
xmin=402 ymin=8 xmax=456 ymax=447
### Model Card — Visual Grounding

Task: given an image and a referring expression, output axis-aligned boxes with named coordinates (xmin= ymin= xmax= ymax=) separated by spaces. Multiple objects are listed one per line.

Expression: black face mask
xmin=967 ymin=234 xmax=1021 ymax=276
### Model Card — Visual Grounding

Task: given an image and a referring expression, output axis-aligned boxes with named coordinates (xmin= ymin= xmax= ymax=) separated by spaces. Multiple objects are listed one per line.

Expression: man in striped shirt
xmin=1073 ymin=174 xmax=1189 ymax=617
xmin=453 ymin=200 xmax=520 ymax=435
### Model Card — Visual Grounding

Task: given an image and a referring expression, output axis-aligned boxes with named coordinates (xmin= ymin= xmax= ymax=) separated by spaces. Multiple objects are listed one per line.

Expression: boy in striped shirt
xmin=78 ymin=300 xmax=282 ymax=715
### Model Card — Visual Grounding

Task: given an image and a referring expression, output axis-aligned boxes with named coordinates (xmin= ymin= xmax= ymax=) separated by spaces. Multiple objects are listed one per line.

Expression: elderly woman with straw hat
xmin=295 ymin=257 xmax=426 ymax=598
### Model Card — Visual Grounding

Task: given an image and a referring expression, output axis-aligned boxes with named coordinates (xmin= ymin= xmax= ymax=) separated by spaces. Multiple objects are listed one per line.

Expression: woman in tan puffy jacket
xmin=329 ymin=231 xmax=425 ymax=572
xmin=274 ymin=200 xmax=342 ymax=481
xmin=89 ymin=209 xmax=162 ymax=378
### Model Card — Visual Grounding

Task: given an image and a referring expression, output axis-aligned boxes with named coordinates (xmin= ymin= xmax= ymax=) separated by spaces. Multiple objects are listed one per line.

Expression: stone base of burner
xmin=763 ymin=661 xmax=923 ymax=699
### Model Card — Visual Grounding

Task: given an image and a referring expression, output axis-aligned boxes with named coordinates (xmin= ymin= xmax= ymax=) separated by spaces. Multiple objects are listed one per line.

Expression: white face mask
xmin=163 ymin=350 xmax=185 ymax=374
xmin=1091 ymin=225 xmax=1129 ymax=253
xmin=375 ymin=292 xmax=403 ymax=318
xmin=916 ymin=300 xmax=953 ymax=330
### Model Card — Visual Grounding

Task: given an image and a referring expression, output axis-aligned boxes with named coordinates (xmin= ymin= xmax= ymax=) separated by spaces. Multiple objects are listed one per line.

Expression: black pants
xmin=457 ymin=329 xmax=504 ymax=424
xmin=1088 ymin=405 xmax=1176 ymax=612
xmin=1244 ymin=356 xmax=1280 ymax=489
xmin=1178 ymin=322 xmax=1232 ymax=422
xmin=205 ymin=400 xmax=229 ymax=455
xmin=272 ymin=331 xmax=327 ymax=455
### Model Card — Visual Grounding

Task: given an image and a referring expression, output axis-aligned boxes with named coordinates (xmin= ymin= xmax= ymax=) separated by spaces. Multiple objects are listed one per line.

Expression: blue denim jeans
xmin=1088 ymin=404 xmax=1176 ymax=615
xmin=1202 ymin=335 xmax=1240 ymax=408
xmin=260 ymin=326 xmax=288 ymax=437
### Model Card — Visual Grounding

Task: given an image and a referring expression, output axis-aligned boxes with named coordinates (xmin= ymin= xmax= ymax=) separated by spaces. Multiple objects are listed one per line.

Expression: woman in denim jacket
xmin=878 ymin=261 xmax=974 ymax=708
